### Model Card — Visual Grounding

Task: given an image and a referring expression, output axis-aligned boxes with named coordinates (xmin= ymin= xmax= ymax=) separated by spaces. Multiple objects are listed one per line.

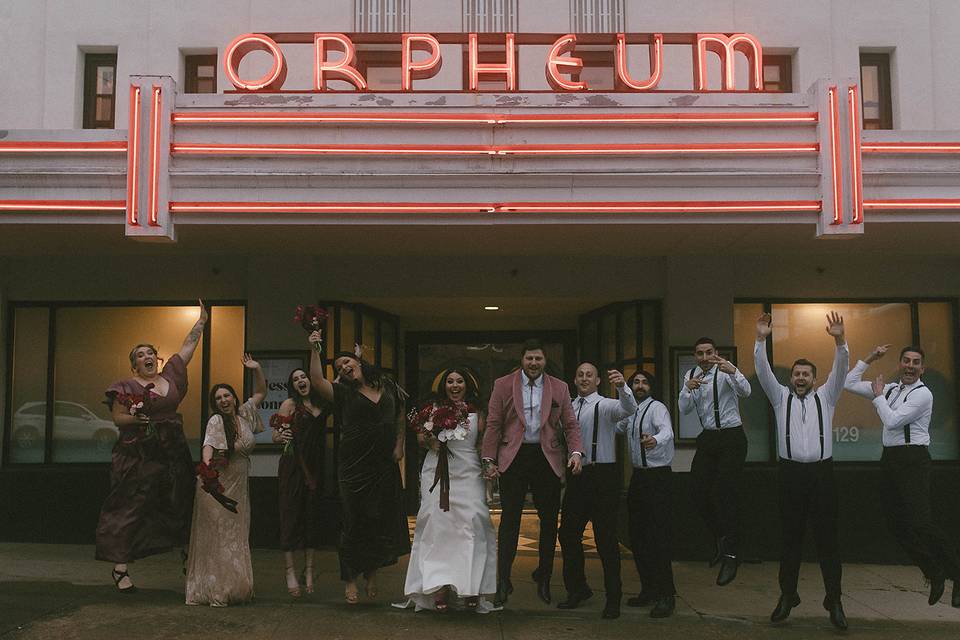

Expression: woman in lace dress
xmin=401 ymin=368 xmax=498 ymax=612
xmin=184 ymin=355 xmax=266 ymax=606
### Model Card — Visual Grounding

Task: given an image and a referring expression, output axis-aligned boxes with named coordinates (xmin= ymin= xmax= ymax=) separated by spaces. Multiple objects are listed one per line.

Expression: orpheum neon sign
xmin=223 ymin=32 xmax=764 ymax=93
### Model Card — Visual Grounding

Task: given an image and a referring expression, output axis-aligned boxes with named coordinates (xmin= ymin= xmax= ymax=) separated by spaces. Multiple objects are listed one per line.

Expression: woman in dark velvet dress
xmin=307 ymin=332 xmax=409 ymax=604
xmin=271 ymin=367 xmax=326 ymax=598
xmin=95 ymin=303 xmax=208 ymax=592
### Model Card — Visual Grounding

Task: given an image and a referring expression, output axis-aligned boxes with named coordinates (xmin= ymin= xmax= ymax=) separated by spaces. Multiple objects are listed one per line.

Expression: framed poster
xmin=246 ymin=350 xmax=310 ymax=446
xmin=669 ymin=345 xmax=738 ymax=441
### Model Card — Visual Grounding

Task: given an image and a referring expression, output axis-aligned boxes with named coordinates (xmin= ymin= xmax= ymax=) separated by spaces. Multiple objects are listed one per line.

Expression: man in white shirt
xmin=755 ymin=311 xmax=848 ymax=630
xmin=556 ymin=363 xmax=636 ymax=619
xmin=679 ymin=336 xmax=751 ymax=586
xmin=845 ymin=344 xmax=960 ymax=608
xmin=617 ymin=370 xmax=677 ymax=618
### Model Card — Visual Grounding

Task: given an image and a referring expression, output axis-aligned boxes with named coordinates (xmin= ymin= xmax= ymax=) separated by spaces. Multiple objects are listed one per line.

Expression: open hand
xmin=756 ymin=312 xmax=773 ymax=340
xmin=241 ymin=353 xmax=260 ymax=369
xmin=825 ymin=311 xmax=845 ymax=342
xmin=871 ymin=375 xmax=885 ymax=398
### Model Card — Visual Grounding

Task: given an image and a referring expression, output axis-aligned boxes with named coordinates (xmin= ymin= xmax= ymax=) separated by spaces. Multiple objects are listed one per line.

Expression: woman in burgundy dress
xmin=271 ymin=367 xmax=326 ymax=598
xmin=95 ymin=303 xmax=208 ymax=592
xmin=307 ymin=333 xmax=410 ymax=605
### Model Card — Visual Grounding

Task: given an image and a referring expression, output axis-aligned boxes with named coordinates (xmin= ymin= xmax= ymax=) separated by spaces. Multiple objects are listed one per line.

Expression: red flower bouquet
xmin=407 ymin=400 xmax=474 ymax=511
xmin=294 ymin=304 xmax=329 ymax=355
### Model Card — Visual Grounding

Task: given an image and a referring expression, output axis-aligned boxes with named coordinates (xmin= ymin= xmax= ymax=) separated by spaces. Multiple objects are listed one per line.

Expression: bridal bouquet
xmin=407 ymin=400 xmax=473 ymax=512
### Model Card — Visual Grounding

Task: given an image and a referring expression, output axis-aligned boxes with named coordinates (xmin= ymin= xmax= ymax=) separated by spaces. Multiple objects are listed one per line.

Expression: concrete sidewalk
xmin=1 ymin=543 xmax=959 ymax=639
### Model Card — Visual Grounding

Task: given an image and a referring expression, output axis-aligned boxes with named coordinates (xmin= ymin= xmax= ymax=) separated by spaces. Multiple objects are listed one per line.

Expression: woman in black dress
xmin=271 ymin=367 xmax=326 ymax=598
xmin=95 ymin=303 xmax=208 ymax=592
xmin=307 ymin=331 xmax=409 ymax=604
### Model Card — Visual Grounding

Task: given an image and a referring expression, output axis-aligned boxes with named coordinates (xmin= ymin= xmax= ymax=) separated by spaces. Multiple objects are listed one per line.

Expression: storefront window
xmin=734 ymin=301 xmax=958 ymax=461
xmin=5 ymin=303 xmax=245 ymax=465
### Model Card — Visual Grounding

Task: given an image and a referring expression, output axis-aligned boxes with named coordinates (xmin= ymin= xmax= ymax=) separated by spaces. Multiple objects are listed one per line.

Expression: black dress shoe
xmin=770 ymin=593 xmax=801 ymax=623
xmin=532 ymin=571 xmax=551 ymax=604
xmin=823 ymin=597 xmax=848 ymax=630
xmin=601 ymin=599 xmax=620 ymax=619
xmin=716 ymin=555 xmax=739 ymax=586
xmin=626 ymin=591 xmax=656 ymax=607
xmin=557 ymin=588 xmax=593 ymax=609
xmin=928 ymin=576 xmax=945 ymax=606
xmin=650 ymin=596 xmax=676 ymax=618
xmin=952 ymin=580 xmax=960 ymax=608
xmin=494 ymin=578 xmax=514 ymax=607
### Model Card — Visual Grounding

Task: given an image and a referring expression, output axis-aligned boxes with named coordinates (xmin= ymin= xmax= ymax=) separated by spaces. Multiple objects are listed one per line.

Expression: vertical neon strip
xmin=847 ymin=85 xmax=864 ymax=224
xmin=126 ymin=85 xmax=141 ymax=226
xmin=147 ymin=85 xmax=162 ymax=227
xmin=827 ymin=86 xmax=843 ymax=225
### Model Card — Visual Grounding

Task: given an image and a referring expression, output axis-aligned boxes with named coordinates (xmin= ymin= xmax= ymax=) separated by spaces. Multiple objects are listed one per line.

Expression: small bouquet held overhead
xmin=294 ymin=303 xmax=329 ymax=355
xmin=408 ymin=400 xmax=473 ymax=511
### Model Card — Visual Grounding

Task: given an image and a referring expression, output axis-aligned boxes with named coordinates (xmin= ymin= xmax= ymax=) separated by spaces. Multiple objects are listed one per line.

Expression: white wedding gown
xmin=398 ymin=413 xmax=499 ymax=612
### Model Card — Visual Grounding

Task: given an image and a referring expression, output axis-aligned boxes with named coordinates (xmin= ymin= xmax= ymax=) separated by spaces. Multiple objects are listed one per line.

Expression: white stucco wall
xmin=1 ymin=0 xmax=957 ymax=129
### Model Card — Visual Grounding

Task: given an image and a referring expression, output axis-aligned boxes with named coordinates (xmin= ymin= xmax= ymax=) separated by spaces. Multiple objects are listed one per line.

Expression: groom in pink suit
xmin=482 ymin=339 xmax=584 ymax=607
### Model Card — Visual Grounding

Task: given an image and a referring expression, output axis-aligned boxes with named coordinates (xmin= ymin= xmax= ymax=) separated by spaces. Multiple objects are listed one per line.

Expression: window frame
xmin=762 ymin=54 xmax=793 ymax=93
xmin=184 ymin=54 xmax=218 ymax=94
xmin=82 ymin=53 xmax=118 ymax=129
xmin=859 ymin=52 xmax=893 ymax=130
xmin=735 ymin=297 xmax=960 ymax=463
xmin=2 ymin=300 xmax=246 ymax=468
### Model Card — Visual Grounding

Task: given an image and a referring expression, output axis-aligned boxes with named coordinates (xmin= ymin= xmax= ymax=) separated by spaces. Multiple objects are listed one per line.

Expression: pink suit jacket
xmin=481 ymin=369 xmax=583 ymax=478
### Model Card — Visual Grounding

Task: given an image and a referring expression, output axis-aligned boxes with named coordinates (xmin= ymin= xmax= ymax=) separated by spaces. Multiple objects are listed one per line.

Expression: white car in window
xmin=12 ymin=401 xmax=117 ymax=452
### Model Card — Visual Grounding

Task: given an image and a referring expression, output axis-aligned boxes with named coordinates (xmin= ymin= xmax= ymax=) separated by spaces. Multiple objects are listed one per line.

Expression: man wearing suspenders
xmin=679 ymin=337 xmax=751 ymax=586
xmin=617 ymin=370 xmax=677 ymax=618
xmin=557 ymin=363 xmax=637 ymax=619
xmin=754 ymin=311 xmax=849 ymax=630
xmin=845 ymin=344 xmax=960 ymax=608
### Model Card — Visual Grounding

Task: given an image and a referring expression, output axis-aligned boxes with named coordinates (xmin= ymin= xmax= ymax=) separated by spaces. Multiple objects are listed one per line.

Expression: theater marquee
xmin=223 ymin=32 xmax=765 ymax=93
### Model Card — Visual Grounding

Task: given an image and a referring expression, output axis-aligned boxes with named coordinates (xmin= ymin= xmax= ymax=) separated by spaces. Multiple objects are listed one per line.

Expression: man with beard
xmin=845 ymin=343 xmax=960 ymax=608
xmin=617 ymin=370 xmax=677 ymax=618
xmin=679 ymin=337 xmax=751 ymax=586
xmin=754 ymin=311 xmax=849 ymax=630
xmin=556 ymin=362 xmax=636 ymax=619
xmin=482 ymin=339 xmax=584 ymax=607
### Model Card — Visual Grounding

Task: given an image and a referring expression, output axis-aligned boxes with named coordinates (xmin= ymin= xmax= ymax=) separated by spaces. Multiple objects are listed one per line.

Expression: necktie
xmin=528 ymin=377 xmax=537 ymax=426
xmin=890 ymin=384 xmax=905 ymax=406
xmin=577 ymin=396 xmax=586 ymax=419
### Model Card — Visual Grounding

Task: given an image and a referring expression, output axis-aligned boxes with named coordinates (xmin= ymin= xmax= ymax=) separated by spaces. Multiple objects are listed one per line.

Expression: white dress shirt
xmin=844 ymin=361 xmax=933 ymax=447
xmin=678 ymin=364 xmax=751 ymax=430
xmin=573 ymin=386 xmax=638 ymax=465
xmin=521 ymin=371 xmax=544 ymax=443
xmin=754 ymin=341 xmax=848 ymax=462
xmin=617 ymin=397 xmax=674 ymax=468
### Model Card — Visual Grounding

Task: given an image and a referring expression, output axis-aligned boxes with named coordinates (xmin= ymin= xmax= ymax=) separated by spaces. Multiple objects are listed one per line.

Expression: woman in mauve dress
xmin=184 ymin=355 xmax=266 ymax=607
xmin=307 ymin=332 xmax=410 ymax=605
xmin=95 ymin=303 xmax=207 ymax=593
xmin=271 ymin=367 xmax=326 ymax=598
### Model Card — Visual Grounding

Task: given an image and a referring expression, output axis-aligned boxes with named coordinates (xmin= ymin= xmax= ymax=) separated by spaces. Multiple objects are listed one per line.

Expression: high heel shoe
xmin=285 ymin=565 xmax=301 ymax=599
xmin=302 ymin=565 xmax=314 ymax=595
xmin=345 ymin=582 xmax=360 ymax=605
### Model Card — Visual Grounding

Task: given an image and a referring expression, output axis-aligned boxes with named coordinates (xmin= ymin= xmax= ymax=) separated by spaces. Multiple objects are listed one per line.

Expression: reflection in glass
xmin=9 ymin=308 xmax=50 ymax=463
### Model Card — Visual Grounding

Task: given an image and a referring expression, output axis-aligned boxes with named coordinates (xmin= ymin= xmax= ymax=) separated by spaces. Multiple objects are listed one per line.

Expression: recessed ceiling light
xmin=484 ymin=306 xmax=500 ymax=311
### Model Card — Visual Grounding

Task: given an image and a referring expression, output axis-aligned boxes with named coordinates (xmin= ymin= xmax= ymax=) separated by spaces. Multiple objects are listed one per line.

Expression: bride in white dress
xmin=399 ymin=368 xmax=498 ymax=612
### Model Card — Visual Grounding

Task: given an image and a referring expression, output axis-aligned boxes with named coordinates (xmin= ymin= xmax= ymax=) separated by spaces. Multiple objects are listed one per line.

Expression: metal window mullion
xmin=43 ymin=307 xmax=56 ymax=464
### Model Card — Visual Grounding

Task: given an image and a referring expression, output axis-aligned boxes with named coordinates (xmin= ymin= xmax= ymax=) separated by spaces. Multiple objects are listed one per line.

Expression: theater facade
xmin=1 ymin=0 xmax=959 ymax=561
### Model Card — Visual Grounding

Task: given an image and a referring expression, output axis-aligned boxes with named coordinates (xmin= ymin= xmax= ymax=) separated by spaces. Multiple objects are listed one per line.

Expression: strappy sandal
xmin=363 ymin=572 xmax=378 ymax=599
xmin=285 ymin=566 xmax=301 ymax=599
xmin=434 ymin=592 xmax=449 ymax=612
xmin=302 ymin=565 xmax=315 ymax=595
xmin=111 ymin=568 xmax=137 ymax=594
xmin=345 ymin=582 xmax=360 ymax=605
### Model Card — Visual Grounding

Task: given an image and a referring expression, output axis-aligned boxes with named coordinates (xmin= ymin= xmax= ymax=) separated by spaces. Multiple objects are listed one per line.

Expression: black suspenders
xmin=689 ymin=367 xmax=722 ymax=429
xmin=784 ymin=392 xmax=824 ymax=460
xmin=591 ymin=402 xmax=600 ymax=464
xmin=884 ymin=384 xmax=927 ymax=443
xmin=635 ymin=401 xmax=654 ymax=467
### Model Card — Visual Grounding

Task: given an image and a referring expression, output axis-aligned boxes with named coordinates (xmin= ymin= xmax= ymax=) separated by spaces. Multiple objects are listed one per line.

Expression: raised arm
xmin=242 ymin=353 xmax=267 ymax=407
xmin=871 ymin=378 xmax=932 ymax=429
xmin=844 ymin=343 xmax=891 ymax=398
xmin=307 ymin=330 xmax=334 ymax=403
xmin=820 ymin=312 xmax=850 ymax=404
xmin=753 ymin=312 xmax=785 ymax=402
xmin=601 ymin=369 xmax=638 ymax=421
xmin=176 ymin=300 xmax=209 ymax=365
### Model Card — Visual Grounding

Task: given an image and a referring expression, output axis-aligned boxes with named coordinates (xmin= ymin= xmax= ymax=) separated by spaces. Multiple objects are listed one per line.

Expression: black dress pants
xmin=881 ymin=445 xmax=960 ymax=582
xmin=627 ymin=466 xmax=676 ymax=599
xmin=777 ymin=458 xmax=842 ymax=601
xmin=558 ymin=463 xmax=621 ymax=598
xmin=690 ymin=426 xmax=747 ymax=554
xmin=498 ymin=443 xmax=562 ymax=581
